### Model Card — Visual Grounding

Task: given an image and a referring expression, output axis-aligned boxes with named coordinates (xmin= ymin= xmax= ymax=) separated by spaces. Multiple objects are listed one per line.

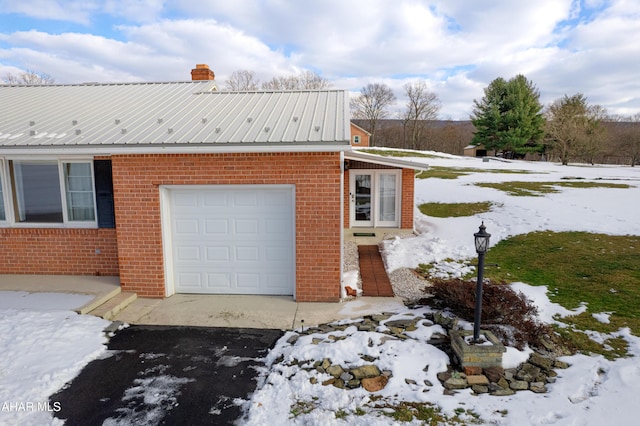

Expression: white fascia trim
xmin=345 ymin=150 xmax=430 ymax=171
xmin=0 ymin=143 xmax=351 ymax=156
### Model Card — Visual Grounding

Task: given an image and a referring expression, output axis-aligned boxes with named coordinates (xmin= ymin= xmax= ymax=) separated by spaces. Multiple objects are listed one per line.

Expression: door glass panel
xmin=0 ymin=169 xmax=5 ymax=221
xmin=355 ymin=174 xmax=371 ymax=221
xmin=64 ymin=162 xmax=95 ymax=221
xmin=379 ymin=174 xmax=397 ymax=222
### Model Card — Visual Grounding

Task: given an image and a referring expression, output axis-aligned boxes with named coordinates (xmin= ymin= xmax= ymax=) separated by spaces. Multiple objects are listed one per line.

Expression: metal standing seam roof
xmin=0 ymin=81 xmax=351 ymax=152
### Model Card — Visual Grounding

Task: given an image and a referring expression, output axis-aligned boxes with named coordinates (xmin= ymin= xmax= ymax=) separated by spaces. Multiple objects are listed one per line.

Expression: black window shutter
xmin=94 ymin=160 xmax=116 ymax=228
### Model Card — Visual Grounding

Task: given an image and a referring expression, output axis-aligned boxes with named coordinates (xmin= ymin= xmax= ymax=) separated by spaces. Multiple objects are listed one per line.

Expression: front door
xmin=349 ymin=170 xmax=400 ymax=228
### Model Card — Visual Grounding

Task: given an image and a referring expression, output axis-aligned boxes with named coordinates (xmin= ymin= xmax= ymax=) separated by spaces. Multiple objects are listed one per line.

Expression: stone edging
xmin=276 ymin=310 xmax=569 ymax=396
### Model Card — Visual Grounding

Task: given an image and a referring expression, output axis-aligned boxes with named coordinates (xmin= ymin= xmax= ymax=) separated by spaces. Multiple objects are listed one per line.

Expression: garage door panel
xmin=205 ymin=219 xmax=228 ymax=234
xmin=265 ymin=246 xmax=289 ymax=261
xmin=173 ymin=192 xmax=199 ymax=207
xmin=234 ymin=219 xmax=259 ymax=234
xmin=206 ymin=273 xmax=232 ymax=289
xmin=175 ymin=219 xmax=199 ymax=234
xmin=234 ymin=192 xmax=258 ymax=207
xmin=236 ymin=246 xmax=259 ymax=261
xmin=176 ymin=272 xmax=202 ymax=289
xmin=203 ymin=192 xmax=228 ymax=207
xmin=170 ymin=186 xmax=294 ymax=295
xmin=176 ymin=246 xmax=201 ymax=261
xmin=206 ymin=246 xmax=230 ymax=261
xmin=237 ymin=273 xmax=260 ymax=289
xmin=265 ymin=218 xmax=291 ymax=235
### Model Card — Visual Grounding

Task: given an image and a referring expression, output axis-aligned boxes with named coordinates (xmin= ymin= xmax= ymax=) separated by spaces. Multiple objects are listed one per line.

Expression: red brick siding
xmin=111 ymin=152 xmax=342 ymax=301
xmin=401 ymin=168 xmax=415 ymax=229
xmin=0 ymin=228 xmax=119 ymax=276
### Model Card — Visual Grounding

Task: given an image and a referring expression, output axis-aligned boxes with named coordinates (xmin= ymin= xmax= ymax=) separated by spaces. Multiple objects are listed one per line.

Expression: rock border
xmin=278 ymin=310 xmax=569 ymax=396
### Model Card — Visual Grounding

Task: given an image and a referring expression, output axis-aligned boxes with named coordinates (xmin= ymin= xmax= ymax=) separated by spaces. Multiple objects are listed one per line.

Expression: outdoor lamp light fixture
xmin=473 ymin=222 xmax=491 ymax=342
xmin=474 ymin=221 xmax=491 ymax=254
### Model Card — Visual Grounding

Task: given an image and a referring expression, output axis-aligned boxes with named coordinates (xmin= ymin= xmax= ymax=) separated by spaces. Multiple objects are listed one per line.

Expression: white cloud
xmin=0 ymin=0 xmax=638 ymax=119
xmin=0 ymin=0 xmax=100 ymax=24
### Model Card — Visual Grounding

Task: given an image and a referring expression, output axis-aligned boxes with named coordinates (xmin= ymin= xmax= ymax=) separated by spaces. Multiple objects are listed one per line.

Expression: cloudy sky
xmin=1 ymin=0 xmax=638 ymax=120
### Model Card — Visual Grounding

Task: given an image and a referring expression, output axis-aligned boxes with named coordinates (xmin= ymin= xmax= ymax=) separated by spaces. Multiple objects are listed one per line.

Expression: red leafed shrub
xmin=426 ymin=278 xmax=555 ymax=350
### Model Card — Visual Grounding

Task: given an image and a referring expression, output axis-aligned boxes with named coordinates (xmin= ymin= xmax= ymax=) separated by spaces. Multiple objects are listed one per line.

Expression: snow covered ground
xmin=1 ymin=151 xmax=639 ymax=425
xmin=0 ymin=292 xmax=110 ymax=426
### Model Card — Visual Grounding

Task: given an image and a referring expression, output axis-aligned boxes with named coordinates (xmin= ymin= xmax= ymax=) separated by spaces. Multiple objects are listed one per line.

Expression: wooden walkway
xmin=358 ymin=245 xmax=394 ymax=297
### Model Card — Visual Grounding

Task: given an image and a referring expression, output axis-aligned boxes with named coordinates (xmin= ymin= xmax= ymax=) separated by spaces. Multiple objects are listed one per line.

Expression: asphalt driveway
xmin=51 ymin=325 xmax=283 ymax=425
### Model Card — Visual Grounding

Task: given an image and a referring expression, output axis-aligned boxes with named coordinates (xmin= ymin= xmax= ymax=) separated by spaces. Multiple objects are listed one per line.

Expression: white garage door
xmin=168 ymin=185 xmax=295 ymax=295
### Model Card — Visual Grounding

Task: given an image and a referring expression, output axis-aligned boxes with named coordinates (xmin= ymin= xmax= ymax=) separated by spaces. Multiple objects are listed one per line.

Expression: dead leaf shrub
xmin=425 ymin=278 xmax=556 ymax=350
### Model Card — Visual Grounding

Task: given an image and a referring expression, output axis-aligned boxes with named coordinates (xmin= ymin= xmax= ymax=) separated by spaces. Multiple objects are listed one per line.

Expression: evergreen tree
xmin=471 ymin=75 xmax=545 ymax=157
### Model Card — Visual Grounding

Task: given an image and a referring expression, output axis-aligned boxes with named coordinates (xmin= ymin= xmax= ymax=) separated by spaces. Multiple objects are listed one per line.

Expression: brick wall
xmin=0 ymin=228 xmax=119 ymax=276
xmin=401 ymin=168 xmax=415 ymax=229
xmin=111 ymin=152 xmax=342 ymax=301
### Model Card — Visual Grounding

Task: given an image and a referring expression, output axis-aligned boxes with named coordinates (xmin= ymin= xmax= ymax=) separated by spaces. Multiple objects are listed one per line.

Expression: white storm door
xmin=351 ymin=172 xmax=373 ymax=227
xmin=349 ymin=170 xmax=400 ymax=228
xmin=168 ymin=185 xmax=295 ymax=295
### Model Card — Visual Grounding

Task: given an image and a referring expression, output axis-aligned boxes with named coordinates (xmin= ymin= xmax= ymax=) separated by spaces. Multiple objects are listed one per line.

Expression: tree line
xmin=351 ymin=75 xmax=640 ymax=166
xmin=4 ymin=68 xmax=638 ymax=166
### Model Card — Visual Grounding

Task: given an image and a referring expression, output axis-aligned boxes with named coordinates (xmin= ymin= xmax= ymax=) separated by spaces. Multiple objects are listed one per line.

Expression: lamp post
xmin=473 ymin=222 xmax=491 ymax=342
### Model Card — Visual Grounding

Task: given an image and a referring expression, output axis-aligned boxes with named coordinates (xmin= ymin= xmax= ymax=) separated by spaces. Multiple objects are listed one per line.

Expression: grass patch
xmin=416 ymin=166 xmax=535 ymax=180
xmin=483 ymin=231 xmax=640 ymax=355
xmin=416 ymin=166 xmax=470 ymax=179
xmin=290 ymin=400 xmax=317 ymax=418
xmin=359 ymin=148 xmax=441 ymax=159
xmin=418 ymin=201 xmax=495 ymax=217
xmin=378 ymin=401 xmax=482 ymax=424
xmin=476 ymin=181 xmax=631 ymax=196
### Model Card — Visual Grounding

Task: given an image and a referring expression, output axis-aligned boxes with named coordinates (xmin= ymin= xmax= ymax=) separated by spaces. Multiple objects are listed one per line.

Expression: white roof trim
xmin=344 ymin=150 xmax=430 ymax=170
xmin=0 ymin=143 xmax=351 ymax=157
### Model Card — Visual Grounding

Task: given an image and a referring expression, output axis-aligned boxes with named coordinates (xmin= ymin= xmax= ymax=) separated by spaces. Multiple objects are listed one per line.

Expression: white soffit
xmin=344 ymin=150 xmax=430 ymax=171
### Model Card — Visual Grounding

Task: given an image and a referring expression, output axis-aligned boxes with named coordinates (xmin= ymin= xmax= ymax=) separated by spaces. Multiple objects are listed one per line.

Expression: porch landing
xmin=357 ymin=245 xmax=394 ymax=297
xmin=0 ymin=274 xmax=121 ymax=314
xmin=344 ymin=227 xmax=415 ymax=245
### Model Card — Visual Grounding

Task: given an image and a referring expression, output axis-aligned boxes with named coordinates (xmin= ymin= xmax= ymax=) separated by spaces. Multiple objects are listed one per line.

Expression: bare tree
xmin=2 ymin=70 xmax=55 ymax=85
xmin=545 ymin=94 xmax=606 ymax=165
xmin=578 ymin=104 xmax=608 ymax=165
xmin=403 ymin=80 xmax=441 ymax=150
xmin=296 ymin=70 xmax=332 ymax=89
xmin=350 ymin=83 xmax=396 ymax=146
xmin=224 ymin=69 xmax=259 ymax=91
xmin=612 ymin=113 xmax=640 ymax=166
xmin=261 ymin=70 xmax=332 ymax=90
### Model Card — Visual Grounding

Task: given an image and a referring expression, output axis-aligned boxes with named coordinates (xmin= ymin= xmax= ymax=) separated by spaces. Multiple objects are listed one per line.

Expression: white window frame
xmin=353 ymin=135 xmax=361 ymax=144
xmin=0 ymin=159 xmax=8 ymax=224
xmin=0 ymin=156 xmax=98 ymax=228
xmin=349 ymin=169 xmax=401 ymax=228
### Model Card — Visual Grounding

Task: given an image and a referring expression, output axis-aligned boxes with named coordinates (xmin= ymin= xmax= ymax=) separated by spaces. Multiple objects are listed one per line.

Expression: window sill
xmin=0 ymin=222 xmax=98 ymax=229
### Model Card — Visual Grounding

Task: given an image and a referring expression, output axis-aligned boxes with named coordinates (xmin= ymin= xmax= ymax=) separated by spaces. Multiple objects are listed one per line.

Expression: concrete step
xmin=76 ymin=286 xmax=122 ymax=315
xmin=88 ymin=292 xmax=137 ymax=320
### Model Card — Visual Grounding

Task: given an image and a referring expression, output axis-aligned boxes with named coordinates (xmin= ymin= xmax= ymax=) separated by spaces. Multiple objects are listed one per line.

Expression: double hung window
xmin=1 ymin=159 xmax=97 ymax=226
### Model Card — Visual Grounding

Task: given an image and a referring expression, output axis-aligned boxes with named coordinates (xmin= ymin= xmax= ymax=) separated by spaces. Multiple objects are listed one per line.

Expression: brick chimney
xmin=191 ymin=64 xmax=215 ymax=81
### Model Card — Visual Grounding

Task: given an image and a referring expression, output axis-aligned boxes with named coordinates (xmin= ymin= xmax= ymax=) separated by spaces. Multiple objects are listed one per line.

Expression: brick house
xmin=349 ymin=122 xmax=370 ymax=147
xmin=0 ymin=66 xmax=427 ymax=302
